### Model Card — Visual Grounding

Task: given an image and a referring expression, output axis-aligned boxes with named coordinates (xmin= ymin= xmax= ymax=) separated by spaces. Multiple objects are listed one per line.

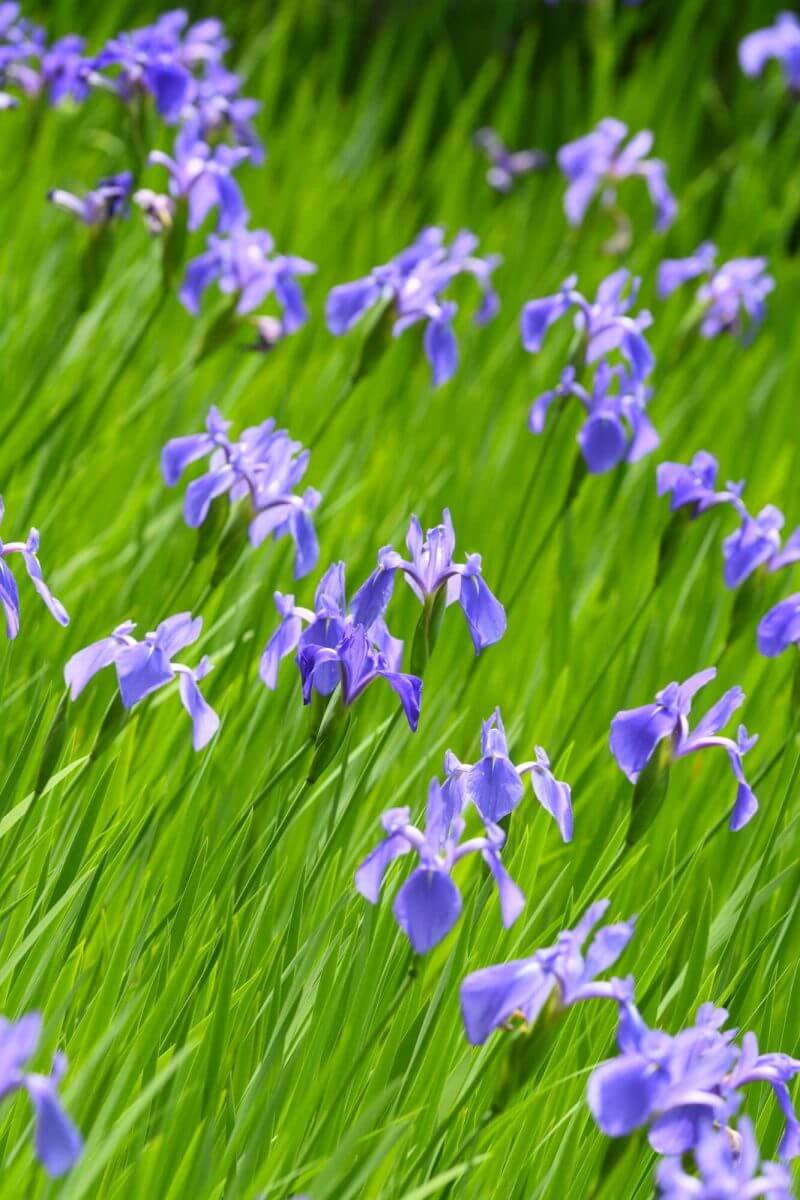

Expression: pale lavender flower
xmin=0 ymin=1012 xmax=82 ymax=1176
xmin=353 ymin=509 xmax=506 ymax=655
xmin=0 ymin=498 xmax=68 ymax=639
xmin=180 ymin=228 xmax=316 ymax=330
xmin=740 ymin=13 xmax=800 ymax=91
xmin=609 ymin=668 xmax=758 ymax=831
xmin=47 ymin=172 xmax=133 ymax=226
xmin=473 ymin=127 xmax=548 ymax=192
xmin=161 ymin=406 xmax=320 ymax=579
xmin=355 ymin=778 xmax=524 ymax=954
xmin=460 ymin=899 xmax=635 ymax=1045
xmin=442 ymin=708 xmax=572 ymax=840
xmin=326 ymin=227 xmax=501 ymax=386
xmin=658 ymin=243 xmax=773 ymax=341
xmin=260 ymin=562 xmax=422 ymax=731
xmin=64 ymin=613 xmax=219 ymax=750
xmin=758 ymin=595 xmax=800 ymax=657
xmin=521 ymin=269 xmax=654 ymax=382
xmin=557 ymin=118 xmax=676 ymax=231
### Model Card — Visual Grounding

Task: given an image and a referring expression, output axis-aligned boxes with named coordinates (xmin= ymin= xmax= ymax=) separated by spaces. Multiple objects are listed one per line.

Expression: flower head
xmin=557 ymin=118 xmax=676 ymax=231
xmin=723 ymin=505 xmax=800 ymax=589
xmin=656 ymin=1118 xmax=793 ymax=1199
xmin=657 ymin=451 xmax=744 ymax=517
xmin=0 ymin=498 xmax=68 ymax=639
xmin=443 ymin=708 xmax=572 ymax=840
xmin=355 ymin=778 xmax=524 ymax=954
xmin=658 ymin=243 xmax=773 ymax=341
xmin=148 ymin=124 xmax=248 ymax=233
xmin=47 ymin=172 xmax=133 ymax=226
xmin=353 ymin=509 xmax=506 ymax=655
xmin=521 ymin=270 xmax=654 ymax=383
xmin=260 ymin=562 xmax=422 ymax=731
xmin=180 ymin=228 xmax=316 ymax=330
xmin=530 ymin=361 xmax=658 ymax=475
xmin=740 ymin=12 xmax=800 ymax=92
xmin=758 ymin=594 xmax=800 ymax=658
xmin=460 ymin=899 xmax=635 ymax=1045
xmin=326 ymin=227 xmax=501 ymax=386
xmin=64 ymin=613 xmax=219 ymax=751
xmin=609 ymin=667 xmax=758 ymax=830
xmin=473 ymin=127 xmax=547 ymax=193
xmin=589 ymin=1002 xmax=800 ymax=1164
xmin=162 ymin=406 xmax=320 ymax=579
xmin=0 ymin=1012 xmax=82 ymax=1176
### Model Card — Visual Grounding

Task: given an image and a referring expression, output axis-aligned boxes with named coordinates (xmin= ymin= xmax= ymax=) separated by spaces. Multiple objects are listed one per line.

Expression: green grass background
xmin=1 ymin=0 xmax=800 ymax=1195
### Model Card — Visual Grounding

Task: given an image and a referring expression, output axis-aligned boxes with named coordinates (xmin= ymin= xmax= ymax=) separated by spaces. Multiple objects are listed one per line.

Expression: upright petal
xmin=350 ymin=564 xmax=397 ymax=631
xmin=465 ymin=755 xmax=524 ymax=824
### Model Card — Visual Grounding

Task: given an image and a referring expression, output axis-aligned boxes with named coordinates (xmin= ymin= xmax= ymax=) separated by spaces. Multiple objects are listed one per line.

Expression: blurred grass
xmin=1 ymin=0 xmax=800 ymax=1195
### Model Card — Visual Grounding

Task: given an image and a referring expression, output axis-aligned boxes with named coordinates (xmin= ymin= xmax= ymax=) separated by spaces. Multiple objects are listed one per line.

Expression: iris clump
xmin=161 ymin=406 xmax=321 ymax=579
xmin=326 ymin=227 xmax=501 ymax=385
xmin=522 ymin=270 xmax=658 ymax=474
xmin=0 ymin=498 xmax=68 ymax=640
xmin=656 ymin=1119 xmax=792 ymax=1198
xmin=0 ymin=1013 xmax=82 ymax=1177
xmin=355 ymin=778 xmax=524 ymax=954
xmin=658 ymin=242 xmax=774 ymax=341
xmin=609 ymin=667 xmax=759 ymax=831
xmin=64 ymin=613 xmax=219 ymax=750
xmin=556 ymin=118 xmax=676 ymax=231
xmin=260 ymin=561 xmax=422 ymax=731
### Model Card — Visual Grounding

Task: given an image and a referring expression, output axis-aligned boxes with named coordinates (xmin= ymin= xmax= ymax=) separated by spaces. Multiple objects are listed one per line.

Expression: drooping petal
xmin=392 ymin=867 xmax=462 ymax=954
xmin=520 ymin=291 xmax=572 ymax=353
xmin=457 ymin=566 xmax=506 ymax=653
xmin=529 ymin=764 xmax=573 ymax=842
xmin=460 ymin=958 xmax=543 ymax=1045
xmin=609 ymin=703 xmax=676 ymax=782
xmin=184 ymin=466 xmax=236 ymax=527
xmin=423 ymin=314 xmax=458 ymax=387
xmin=758 ymin=595 xmax=800 ymax=658
xmin=259 ymin=602 xmax=303 ymax=690
xmin=161 ymin=433 xmax=214 ymax=486
xmin=482 ymin=849 xmax=525 ymax=927
xmin=21 ymin=537 xmax=69 ymax=627
xmin=587 ymin=1054 xmax=659 ymax=1137
xmin=115 ymin=643 xmax=174 ymax=709
xmin=177 ymin=668 xmax=220 ymax=750
xmin=325 ymin=278 xmax=381 ymax=335
xmin=378 ymin=668 xmax=422 ymax=732
xmin=354 ymin=832 xmax=411 ymax=903
xmin=64 ymin=635 xmax=123 ymax=700
xmin=579 ymin=412 xmax=628 ymax=474
xmin=0 ymin=558 xmax=20 ymax=639
xmin=464 ymin=755 xmax=524 ymax=824
xmin=24 ymin=1069 xmax=83 ymax=1177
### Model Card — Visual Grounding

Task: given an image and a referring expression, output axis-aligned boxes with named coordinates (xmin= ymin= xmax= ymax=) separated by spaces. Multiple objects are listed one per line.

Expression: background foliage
xmin=1 ymin=0 xmax=800 ymax=1195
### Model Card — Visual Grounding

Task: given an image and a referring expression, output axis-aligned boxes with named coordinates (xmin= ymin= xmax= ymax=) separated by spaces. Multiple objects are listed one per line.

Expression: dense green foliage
xmin=1 ymin=0 xmax=800 ymax=1195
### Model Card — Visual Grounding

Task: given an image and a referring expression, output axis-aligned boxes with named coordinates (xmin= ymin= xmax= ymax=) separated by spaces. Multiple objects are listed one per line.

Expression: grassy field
xmin=2 ymin=0 xmax=800 ymax=1195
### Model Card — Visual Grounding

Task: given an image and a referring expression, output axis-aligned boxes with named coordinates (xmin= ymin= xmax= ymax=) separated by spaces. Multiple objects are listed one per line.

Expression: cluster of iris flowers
xmin=0 ymin=2 xmax=799 ymax=1192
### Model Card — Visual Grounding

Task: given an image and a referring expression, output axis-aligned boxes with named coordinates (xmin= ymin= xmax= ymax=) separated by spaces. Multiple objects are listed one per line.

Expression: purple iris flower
xmin=740 ymin=13 xmax=800 ymax=92
xmin=148 ymin=124 xmax=248 ymax=233
xmin=181 ymin=65 xmax=264 ymax=163
xmin=589 ymin=1002 xmax=800 ymax=1163
xmin=658 ymin=243 xmax=774 ymax=341
xmin=161 ymin=406 xmax=320 ymax=579
xmin=355 ymin=778 xmax=524 ymax=954
xmin=530 ymin=361 xmax=658 ymax=475
xmin=609 ymin=667 xmax=758 ymax=831
xmin=260 ymin=562 xmax=422 ymax=731
xmin=723 ymin=505 xmax=800 ymax=589
xmin=473 ymin=127 xmax=548 ymax=193
xmin=0 ymin=498 xmax=68 ymax=639
xmin=0 ymin=4 xmax=44 ymax=104
xmin=656 ymin=1118 xmax=793 ymax=1199
xmin=460 ymin=899 xmax=635 ymax=1045
xmin=0 ymin=1012 xmax=82 ymax=1176
xmin=657 ymin=451 xmax=745 ymax=517
xmin=326 ymin=227 xmax=501 ymax=386
xmin=353 ymin=509 xmax=506 ymax=655
xmin=64 ymin=613 xmax=219 ymax=751
xmin=47 ymin=172 xmax=133 ymax=226
xmin=557 ymin=118 xmax=676 ymax=231
xmin=442 ymin=708 xmax=572 ymax=840
xmin=521 ymin=270 xmax=654 ymax=383
xmin=180 ymin=228 xmax=316 ymax=330
xmin=39 ymin=35 xmax=90 ymax=105
xmin=758 ymin=595 xmax=800 ymax=658
xmin=92 ymin=10 xmax=227 ymax=121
